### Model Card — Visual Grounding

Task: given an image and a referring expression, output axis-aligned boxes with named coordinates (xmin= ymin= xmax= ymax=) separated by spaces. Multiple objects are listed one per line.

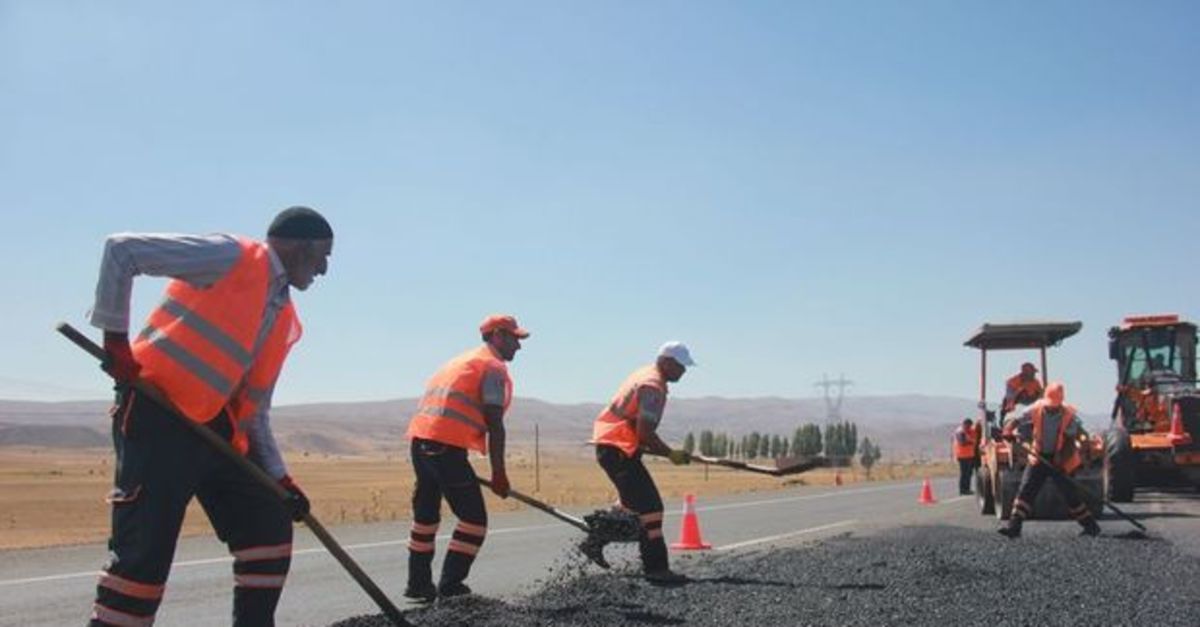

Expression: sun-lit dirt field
xmin=0 ymin=447 xmax=954 ymax=550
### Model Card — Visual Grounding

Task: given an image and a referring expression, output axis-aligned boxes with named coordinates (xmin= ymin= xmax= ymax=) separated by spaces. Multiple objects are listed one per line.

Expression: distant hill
xmin=0 ymin=396 xmax=1110 ymax=460
xmin=0 ymin=423 xmax=109 ymax=448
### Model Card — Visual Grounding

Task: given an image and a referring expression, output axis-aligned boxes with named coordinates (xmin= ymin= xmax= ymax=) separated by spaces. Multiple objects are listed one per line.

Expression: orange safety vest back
xmin=592 ymin=365 xmax=668 ymax=457
xmin=1029 ymin=402 xmax=1082 ymax=474
xmin=132 ymin=237 xmax=302 ymax=454
xmin=953 ymin=426 xmax=977 ymax=460
xmin=406 ymin=345 xmax=512 ymax=453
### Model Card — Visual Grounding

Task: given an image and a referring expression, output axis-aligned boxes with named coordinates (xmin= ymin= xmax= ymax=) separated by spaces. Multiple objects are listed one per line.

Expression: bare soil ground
xmin=0 ymin=447 xmax=953 ymax=550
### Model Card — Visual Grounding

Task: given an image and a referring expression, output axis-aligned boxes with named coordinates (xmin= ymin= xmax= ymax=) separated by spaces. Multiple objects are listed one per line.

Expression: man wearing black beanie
xmin=85 ymin=207 xmax=332 ymax=627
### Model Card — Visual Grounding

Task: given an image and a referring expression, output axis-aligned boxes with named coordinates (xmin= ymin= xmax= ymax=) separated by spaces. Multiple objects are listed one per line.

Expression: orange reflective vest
xmin=132 ymin=237 xmax=302 ymax=454
xmin=1005 ymin=375 xmax=1044 ymax=408
xmin=1029 ymin=402 xmax=1082 ymax=474
xmin=592 ymin=365 xmax=667 ymax=457
xmin=953 ymin=426 xmax=977 ymax=460
xmin=406 ymin=345 xmax=512 ymax=453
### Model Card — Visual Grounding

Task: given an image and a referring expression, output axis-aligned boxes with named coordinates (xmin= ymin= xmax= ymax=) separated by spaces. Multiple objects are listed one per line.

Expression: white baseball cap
xmin=657 ymin=341 xmax=696 ymax=367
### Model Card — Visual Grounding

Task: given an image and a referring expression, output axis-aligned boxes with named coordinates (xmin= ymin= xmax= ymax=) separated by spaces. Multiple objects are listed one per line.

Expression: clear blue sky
xmin=2 ymin=1 xmax=1197 ymax=414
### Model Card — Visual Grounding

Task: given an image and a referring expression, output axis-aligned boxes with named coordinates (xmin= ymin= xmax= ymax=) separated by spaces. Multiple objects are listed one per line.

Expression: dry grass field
xmin=0 ymin=447 xmax=955 ymax=550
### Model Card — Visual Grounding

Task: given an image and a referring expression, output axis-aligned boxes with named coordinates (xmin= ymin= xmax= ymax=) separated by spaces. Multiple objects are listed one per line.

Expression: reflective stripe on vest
xmin=406 ymin=345 xmax=512 ymax=453
xmin=1030 ymin=403 xmax=1081 ymax=472
xmin=144 ymin=297 xmax=254 ymax=368
xmin=416 ymin=385 xmax=488 ymax=434
xmin=132 ymin=237 xmax=301 ymax=454
xmin=593 ymin=365 xmax=667 ymax=457
xmin=230 ymin=309 xmax=300 ymax=455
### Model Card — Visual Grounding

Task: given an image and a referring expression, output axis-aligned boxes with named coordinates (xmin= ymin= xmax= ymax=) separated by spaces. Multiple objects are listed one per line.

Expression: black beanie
xmin=267 ymin=206 xmax=333 ymax=240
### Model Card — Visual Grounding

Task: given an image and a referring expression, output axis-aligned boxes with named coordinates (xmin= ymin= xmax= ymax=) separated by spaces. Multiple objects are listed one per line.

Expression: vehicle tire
xmin=994 ymin=472 xmax=1012 ymax=521
xmin=1104 ymin=430 xmax=1135 ymax=503
xmin=976 ymin=468 xmax=994 ymax=515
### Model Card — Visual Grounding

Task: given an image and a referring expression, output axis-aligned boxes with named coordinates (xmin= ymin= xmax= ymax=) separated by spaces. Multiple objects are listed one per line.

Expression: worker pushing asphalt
xmin=402 ymin=315 xmax=527 ymax=602
xmin=591 ymin=341 xmax=696 ymax=584
xmin=84 ymin=207 xmax=333 ymax=626
xmin=998 ymin=381 xmax=1102 ymax=539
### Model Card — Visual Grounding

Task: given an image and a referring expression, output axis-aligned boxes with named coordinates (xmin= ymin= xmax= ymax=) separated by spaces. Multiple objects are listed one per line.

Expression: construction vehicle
xmin=1104 ymin=314 xmax=1200 ymax=501
xmin=964 ymin=321 xmax=1104 ymax=520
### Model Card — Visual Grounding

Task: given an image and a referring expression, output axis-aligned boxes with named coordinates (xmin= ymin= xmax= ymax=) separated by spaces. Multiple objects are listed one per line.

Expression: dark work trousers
xmin=90 ymin=388 xmax=292 ymax=627
xmin=596 ymin=445 xmax=669 ymax=573
xmin=407 ymin=438 xmax=488 ymax=590
xmin=1010 ymin=457 xmax=1096 ymax=528
xmin=957 ymin=459 xmax=974 ymax=495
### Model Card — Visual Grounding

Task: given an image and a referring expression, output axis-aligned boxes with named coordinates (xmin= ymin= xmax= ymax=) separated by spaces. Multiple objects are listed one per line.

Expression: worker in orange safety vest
xmin=952 ymin=418 xmax=978 ymax=495
xmin=593 ymin=341 xmax=695 ymax=585
xmin=86 ymin=207 xmax=333 ymax=627
xmin=998 ymin=382 xmax=1101 ymax=539
xmin=403 ymin=314 xmax=527 ymax=601
xmin=1001 ymin=362 xmax=1044 ymax=418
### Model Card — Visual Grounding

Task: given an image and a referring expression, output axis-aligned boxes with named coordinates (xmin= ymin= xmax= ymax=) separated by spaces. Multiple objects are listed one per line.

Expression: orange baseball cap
xmin=479 ymin=314 xmax=530 ymax=338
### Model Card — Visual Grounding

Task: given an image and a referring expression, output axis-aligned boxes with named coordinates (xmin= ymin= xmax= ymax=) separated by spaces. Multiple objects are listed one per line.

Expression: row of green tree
xmin=681 ymin=421 xmax=879 ymax=463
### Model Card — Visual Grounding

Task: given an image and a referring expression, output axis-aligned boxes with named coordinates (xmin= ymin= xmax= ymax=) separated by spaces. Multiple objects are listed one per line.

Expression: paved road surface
xmin=3 ymin=476 xmax=1197 ymax=626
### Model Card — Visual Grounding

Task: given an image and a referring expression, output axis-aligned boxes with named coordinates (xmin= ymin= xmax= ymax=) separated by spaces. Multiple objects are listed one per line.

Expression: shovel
xmin=477 ymin=478 xmax=639 ymax=569
xmin=57 ymin=322 xmax=411 ymax=627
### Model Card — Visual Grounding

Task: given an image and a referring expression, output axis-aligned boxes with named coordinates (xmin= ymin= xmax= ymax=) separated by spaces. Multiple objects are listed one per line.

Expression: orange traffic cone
xmin=670 ymin=493 xmax=711 ymax=550
xmin=1168 ymin=404 xmax=1192 ymax=446
xmin=834 ymin=471 xmax=843 ymax=486
xmin=917 ymin=477 xmax=937 ymax=505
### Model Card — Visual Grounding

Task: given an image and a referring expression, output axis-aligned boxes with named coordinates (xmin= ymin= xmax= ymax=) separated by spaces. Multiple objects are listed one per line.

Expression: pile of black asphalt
xmin=330 ymin=525 xmax=1200 ymax=626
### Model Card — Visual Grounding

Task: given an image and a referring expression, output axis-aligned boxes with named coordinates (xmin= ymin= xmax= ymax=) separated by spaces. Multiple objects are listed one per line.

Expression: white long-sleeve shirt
xmin=90 ymin=232 xmax=292 ymax=479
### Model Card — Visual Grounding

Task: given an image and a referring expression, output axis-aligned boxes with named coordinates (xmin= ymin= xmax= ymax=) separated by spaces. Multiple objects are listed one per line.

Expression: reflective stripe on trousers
xmin=409 ymin=521 xmax=440 ymax=554
xmin=91 ymin=603 xmax=155 ymax=627
xmin=448 ymin=520 xmax=488 ymax=556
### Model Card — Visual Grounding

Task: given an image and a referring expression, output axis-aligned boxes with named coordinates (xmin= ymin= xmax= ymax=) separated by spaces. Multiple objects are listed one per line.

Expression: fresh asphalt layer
xmin=3 ymin=476 xmax=1197 ymax=627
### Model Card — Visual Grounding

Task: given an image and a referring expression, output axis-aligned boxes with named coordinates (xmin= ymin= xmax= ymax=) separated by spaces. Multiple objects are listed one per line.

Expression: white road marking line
xmin=693 ymin=482 xmax=917 ymax=513
xmin=939 ymin=496 xmax=972 ymax=504
xmin=716 ymin=520 xmax=858 ymax=551
xmin=0 ymin=522 xmax=563 ymax=588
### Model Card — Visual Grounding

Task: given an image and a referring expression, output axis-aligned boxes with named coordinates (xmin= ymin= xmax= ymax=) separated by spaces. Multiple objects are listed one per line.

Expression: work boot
xmin=997 ymin=518 xmax=1022 ymax=540
xmin=406 ymin=552 xmax=435 ymax=602
xmin=1079 ymin=520 xmax=1101 ymax=537
xmin=640 ymin=537 xmax=670 ymax=574
xmin=403 ymin=581 xmax=437 ymax=603
xmin=437 ymin=581 xmax=472 ymax=598
xmin=438 ymin=550 xmax=475 ymax=598
xmin=644 ymin=569 xmax=689 ymax=585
